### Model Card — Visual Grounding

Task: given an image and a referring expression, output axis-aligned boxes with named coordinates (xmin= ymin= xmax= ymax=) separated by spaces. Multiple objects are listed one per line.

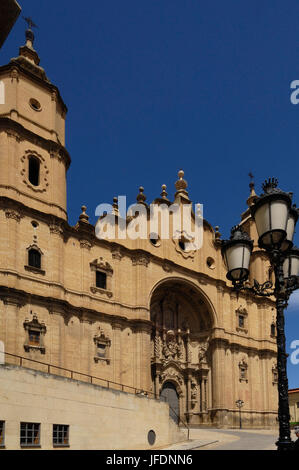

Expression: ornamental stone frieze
xmin=80 ymin=239 xmax=92 ymax=250
xmin=131 ymin=251 xmax=150 ymax=267
xmin=90 ymin=286 xmax=113 ymax=298
xmin=6 ymin=128 xmax=21 ymax=142
xmin=111 ymin=244 xmax=124 ymax=261
xmin=2 ymin=292 xmax=27 ymax=307
xmin=159 ymin=368 xmax=184 ymax=391
xmin=49 ymin=222 xmax=64 ymax=235
xmin=5 ymin=209 xmax=23 ymax=222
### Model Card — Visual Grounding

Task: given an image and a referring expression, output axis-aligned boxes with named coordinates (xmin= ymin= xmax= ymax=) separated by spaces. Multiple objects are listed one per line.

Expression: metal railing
xmin=2 ymin=352 xmax=190 ymax=439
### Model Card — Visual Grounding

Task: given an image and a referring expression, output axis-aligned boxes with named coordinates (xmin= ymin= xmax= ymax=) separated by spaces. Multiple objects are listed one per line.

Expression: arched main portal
xmin=150 ymin=279 xmax=214 ymax=425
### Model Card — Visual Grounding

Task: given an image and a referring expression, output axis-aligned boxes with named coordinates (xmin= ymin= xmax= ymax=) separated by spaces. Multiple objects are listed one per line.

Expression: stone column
xmin=131 ymin=251 xmax=150 ymax=311
xmin=79 ymin=315 xmax=93 ymax=376
xmin=5 ymin=208 xmax=22 ymax=271
xmin=2 ymin=295 xmax=25 ymax=359
xmin=204 ymin=377 xmax=208 ymax=411
xmin=186 ymin=374 xmax=192 ymax=420
xmin=199 ymin=378 xmax=203 ymax=412
xmin=112 ymin=321 xmax=122 ymax=386
xmin=49 ymin=222 xmax=64 ymax=284
xmin=139 ymin=323 xmax=152 ymax=391
xmin=211 ymin=339 xmax=226 ymax=411
xmin=79 ymin=240 xmax=92 ymax=293
xmin=111 ymin=244 xmax=124 ymax=302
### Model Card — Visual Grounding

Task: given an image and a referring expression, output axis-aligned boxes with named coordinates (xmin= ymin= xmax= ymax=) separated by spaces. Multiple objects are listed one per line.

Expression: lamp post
xmin=236 ymin=399 xmax=244 ymax=429
xmin=221 ymin=178 xmax=299 ymax=451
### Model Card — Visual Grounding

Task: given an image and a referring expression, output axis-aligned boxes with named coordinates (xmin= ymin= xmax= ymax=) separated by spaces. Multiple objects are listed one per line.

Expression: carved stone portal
xmin=150 ymin=281 xmax=213 ymax=424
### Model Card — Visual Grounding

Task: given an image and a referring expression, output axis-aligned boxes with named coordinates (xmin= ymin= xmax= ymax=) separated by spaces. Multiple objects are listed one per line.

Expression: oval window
xmin=29 ymin=98 xmax=41 ymax=111
xmin=207 ymin=257 xmax=216 ymax=269
xmin=149 ymin=233 xmax=160 ymax=247
xmin=179 ymin=240 xmax=186 ymax=251
xmin=147 ymin=430 xmax=156 ymax=446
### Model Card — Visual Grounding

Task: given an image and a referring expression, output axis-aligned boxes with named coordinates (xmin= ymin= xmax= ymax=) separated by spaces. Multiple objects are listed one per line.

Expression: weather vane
xmin=23 ymin=16 xmax=38 ymax=31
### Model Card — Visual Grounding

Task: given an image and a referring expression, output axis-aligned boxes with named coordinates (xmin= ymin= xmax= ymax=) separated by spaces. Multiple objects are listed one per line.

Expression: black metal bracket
xmin=232 ymin=279 xmax=274 ymax=297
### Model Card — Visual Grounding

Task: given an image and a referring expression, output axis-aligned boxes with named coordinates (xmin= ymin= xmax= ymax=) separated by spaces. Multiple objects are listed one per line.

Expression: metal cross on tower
xmin=23 ymin=17 xmax=38 ymax=31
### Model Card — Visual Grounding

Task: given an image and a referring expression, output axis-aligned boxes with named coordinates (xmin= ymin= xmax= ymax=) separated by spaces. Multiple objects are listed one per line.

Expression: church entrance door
xmin=161 ymin=382 xmax=179 ymax=424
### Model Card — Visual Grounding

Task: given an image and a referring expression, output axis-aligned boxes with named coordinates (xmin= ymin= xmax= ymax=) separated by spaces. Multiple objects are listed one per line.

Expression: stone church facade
xmin=0 ymin=29 xmax=279 ymax=429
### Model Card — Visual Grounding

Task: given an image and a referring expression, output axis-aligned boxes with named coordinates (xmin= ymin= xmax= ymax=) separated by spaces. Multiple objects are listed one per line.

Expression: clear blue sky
xmin=2 ymin=0 xmax=299 ymax=388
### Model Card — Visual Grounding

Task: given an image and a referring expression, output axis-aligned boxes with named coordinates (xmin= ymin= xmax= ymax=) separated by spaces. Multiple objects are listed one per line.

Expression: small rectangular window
xmin=240 ymin=367 xmax=246 ymax=379
xmin=238 ymin=315 xmax=244 ymax=328
xmin=297 ymin=402 xmax=299 ymax=409
xmin=28 ymin=330 xmax=40 ymax=346
xmin=97 ymin=343 xmax=106 ymax=358
xmin=28 ymin=249 xmax=41 ymax=269
xmin=20 ymin=422 xmax=40 ymax=447
xmin=53 ymin=424 xmax=69 ymax=447
xmin=96 ymin=271 xmax=107 ymax=289
xmin=0 ymin=421 xmax=5 ymax=447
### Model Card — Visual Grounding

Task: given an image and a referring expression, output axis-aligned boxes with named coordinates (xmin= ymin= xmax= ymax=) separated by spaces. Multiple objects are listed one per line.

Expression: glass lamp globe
xmin=221 ymin=226 xmax=253 ymax=284
xmin=250 ymin=178 xmax=292 ymax=251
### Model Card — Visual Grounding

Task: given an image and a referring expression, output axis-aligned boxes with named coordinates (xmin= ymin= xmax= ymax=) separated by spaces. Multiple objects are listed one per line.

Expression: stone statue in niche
xmin=191 ymin=379 xmax=198 ymax=408
xmin=162 ymin=330 xmax=181 ymax=361
xmin=198 ymin=343 xmax=208 ymax=363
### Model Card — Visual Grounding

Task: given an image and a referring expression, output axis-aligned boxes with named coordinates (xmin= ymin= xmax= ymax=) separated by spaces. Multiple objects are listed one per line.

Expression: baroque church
xmin=0 ymin=26 xmax=279 ymax=445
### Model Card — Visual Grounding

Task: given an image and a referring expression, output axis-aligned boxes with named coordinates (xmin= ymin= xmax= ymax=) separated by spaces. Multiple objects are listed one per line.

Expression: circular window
xmin=148 ymin=430 xmax=156 ymax=446
xmin=31 ymin=221 xmax=39 ymax=228
xmin=149 ymin=233 xmax=161 ymax=247
xmin=29 ymin=98 xmax=42 ymax=112
xmin=179 ymin=240 xmax=186 ymax=251
xmin=207 ymin=257 xmax=216 ymax=269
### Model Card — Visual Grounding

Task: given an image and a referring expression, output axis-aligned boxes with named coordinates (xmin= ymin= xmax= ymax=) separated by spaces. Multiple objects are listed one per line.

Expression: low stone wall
xmin=207 ymin=409 xmax=278 ymax=429
xmin=0 ymin=365 xmax=187 ymax=450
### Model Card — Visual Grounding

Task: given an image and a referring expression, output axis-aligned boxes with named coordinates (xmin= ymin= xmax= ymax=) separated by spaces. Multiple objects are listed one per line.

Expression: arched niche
xmin=149 ymin=277 xmax=216 ymax=333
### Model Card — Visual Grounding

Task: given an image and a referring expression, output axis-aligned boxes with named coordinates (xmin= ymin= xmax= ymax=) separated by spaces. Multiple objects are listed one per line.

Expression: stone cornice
xmin=0 ymin=117 xmax=71 ymax=170
xmin=0 ymin=285 xmax=152 ymax=330
xmin=209 ymin=328 xmax=277 ymax=355
xmin=0 ymin=63 xmax=67 ymax=114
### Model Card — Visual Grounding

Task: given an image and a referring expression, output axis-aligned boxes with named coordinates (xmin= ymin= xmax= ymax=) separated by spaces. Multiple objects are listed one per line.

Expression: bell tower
xmin=0 ymin=22 xmax=70 ymax=220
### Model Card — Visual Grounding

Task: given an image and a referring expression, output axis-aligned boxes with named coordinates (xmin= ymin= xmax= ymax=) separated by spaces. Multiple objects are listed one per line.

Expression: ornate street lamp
xmin=221 ymin=178 xmax=299 ymax=451
xmin=221 ymin=226 xmax=253 ymax=288
xmin=236 ymin=399 xmax=244 ymax=429
xmin=283 ymin=246 xmax=299 ymax=280
xmin=250 ymin=178 xmax=292 ymax=251
xmin=281 ymin=205 xmax=299 ymax=252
